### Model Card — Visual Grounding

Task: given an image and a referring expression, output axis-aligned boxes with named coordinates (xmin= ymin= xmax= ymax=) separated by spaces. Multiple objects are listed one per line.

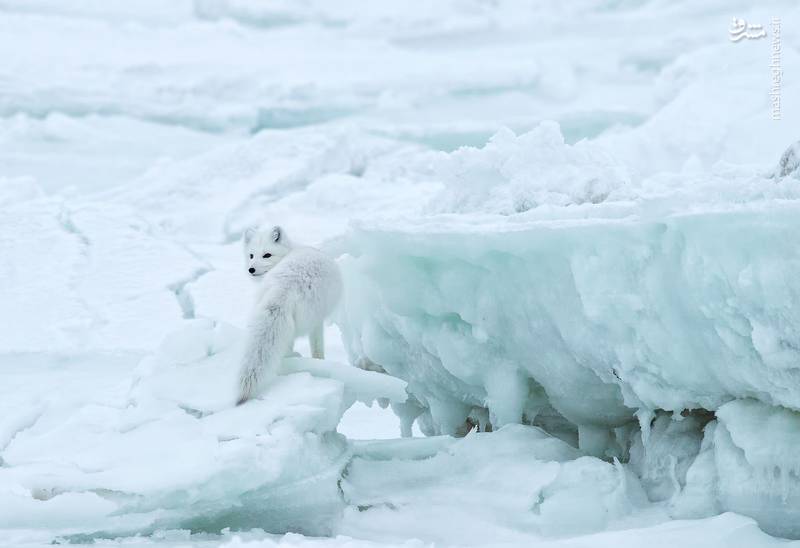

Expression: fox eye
xmin=263 ymin=253 xmax=272 ymax=258
xmin=249 ymin=254 xmax=253 ymax=259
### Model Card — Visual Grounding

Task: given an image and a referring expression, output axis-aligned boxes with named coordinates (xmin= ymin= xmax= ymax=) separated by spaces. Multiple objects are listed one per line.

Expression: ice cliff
xmin=338 ymin=125 xmax=800 ymax=537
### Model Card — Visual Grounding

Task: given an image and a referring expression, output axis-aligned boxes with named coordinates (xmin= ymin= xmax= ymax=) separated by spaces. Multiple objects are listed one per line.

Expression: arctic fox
xmin=237 ymin=225 xmax=342 ymax=404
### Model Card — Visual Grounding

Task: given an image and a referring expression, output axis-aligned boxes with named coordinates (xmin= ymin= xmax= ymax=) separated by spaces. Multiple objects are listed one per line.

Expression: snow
xmin=3 ymin=0 xmax=800 ymax=546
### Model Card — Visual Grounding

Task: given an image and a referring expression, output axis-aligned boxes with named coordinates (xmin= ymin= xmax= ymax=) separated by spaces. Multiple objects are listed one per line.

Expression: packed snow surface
xmin=2 ymin=0 xmax=800 ymax=546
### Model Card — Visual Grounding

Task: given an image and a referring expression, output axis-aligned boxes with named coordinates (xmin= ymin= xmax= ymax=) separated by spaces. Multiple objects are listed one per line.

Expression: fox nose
xmin=248 ymin=267 xmax=256 ymax=274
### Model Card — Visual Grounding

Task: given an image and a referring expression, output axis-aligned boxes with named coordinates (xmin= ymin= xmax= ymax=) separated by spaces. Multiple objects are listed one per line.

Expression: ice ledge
xmin=342 ymin=204 xmax=800 ymax=424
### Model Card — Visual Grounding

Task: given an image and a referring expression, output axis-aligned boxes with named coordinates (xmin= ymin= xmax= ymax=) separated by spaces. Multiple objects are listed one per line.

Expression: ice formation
xmin=0 ymin=320 xmax=406 ymax=541
xmin=340 ymin=425 xmax=647 ymax=543
xmin=337 ymin=125 xmax=800 ymax=537
xmin=0 ymin=320 xmax=667 ymax=544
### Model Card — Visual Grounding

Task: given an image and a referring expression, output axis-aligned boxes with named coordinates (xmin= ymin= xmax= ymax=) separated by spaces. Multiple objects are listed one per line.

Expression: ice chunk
xmin=536 ymin=456 xmax=646 ymax=536
xmin=712 ymin=400 xmax=800 ymax=538
xmin=671 ymin=421 xmax=721 ymax=520
xmin=628 ymin=411 xmax=709 ymax=502
xmin=672 ymin=400 xmax=800 ymax=538
xmin=280 ymin=357 xmax=407 ymax=408
xmin=0 ymin=321 xmax=405 ymax=540
xmin=340 ymin=425 xmax=647 ymax=543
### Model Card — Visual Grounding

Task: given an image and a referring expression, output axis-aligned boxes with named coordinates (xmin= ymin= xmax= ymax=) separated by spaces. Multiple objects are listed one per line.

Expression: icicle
xmin=636 ymin=408 xmax=655 ymax=452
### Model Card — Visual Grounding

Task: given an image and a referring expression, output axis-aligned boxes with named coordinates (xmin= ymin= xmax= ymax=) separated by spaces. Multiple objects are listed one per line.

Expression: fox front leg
xmin=309 ymin=324 xmax=325 ymax=359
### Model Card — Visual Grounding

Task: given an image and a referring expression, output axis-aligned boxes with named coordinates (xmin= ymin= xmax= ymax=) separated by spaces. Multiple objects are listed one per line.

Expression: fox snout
xmin=249 ymin=267 xmax=256 ymax=274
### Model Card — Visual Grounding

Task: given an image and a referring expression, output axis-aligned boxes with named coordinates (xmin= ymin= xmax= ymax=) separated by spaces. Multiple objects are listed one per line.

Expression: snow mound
xmin=430 ymin=122 xmax=631 ymax=214
xmin=0 ymin=320 xmax=405 ymax=541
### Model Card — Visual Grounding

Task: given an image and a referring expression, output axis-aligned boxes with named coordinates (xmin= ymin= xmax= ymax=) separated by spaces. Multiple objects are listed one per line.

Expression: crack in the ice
xmin=0 ymin=106 xmax=234 ymax=135
xmin=57 ymin=207 xmax=91 ymax=248
xmin=55 ymin=205 xmax=109 ymax=338
xmin=1 ymin=408 xmax=44 ymax=458
xmin=168 ymin=267 xmax=212 ymax=319
xmin=179 ymin=405 xmax=211 ymax=419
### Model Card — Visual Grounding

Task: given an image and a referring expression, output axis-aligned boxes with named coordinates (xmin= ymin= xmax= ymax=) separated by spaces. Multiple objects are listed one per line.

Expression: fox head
xmin=242 ymin=225 xmax=292 ymax=278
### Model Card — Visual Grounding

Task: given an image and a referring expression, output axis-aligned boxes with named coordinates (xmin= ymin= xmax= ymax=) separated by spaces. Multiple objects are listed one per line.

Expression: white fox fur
xmin=237 ymin=225 xmax=342 ymax=404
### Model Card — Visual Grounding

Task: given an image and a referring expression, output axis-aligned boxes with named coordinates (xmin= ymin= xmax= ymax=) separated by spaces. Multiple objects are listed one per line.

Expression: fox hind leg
xmin=310 ymin=324 xmax=325 ymax=359
xmin=286 ymin=338 xmax=301 ymax=358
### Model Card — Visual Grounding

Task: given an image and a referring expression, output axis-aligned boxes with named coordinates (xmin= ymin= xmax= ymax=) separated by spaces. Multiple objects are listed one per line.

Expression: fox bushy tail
xmin=237 ymin=300 xmax=294 ymax=405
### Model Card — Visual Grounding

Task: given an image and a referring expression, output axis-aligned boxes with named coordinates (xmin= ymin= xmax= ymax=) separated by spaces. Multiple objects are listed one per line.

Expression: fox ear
xmin=243 ymin=226 xmax=258 ymax=244
xmin=271 ymin=226 xmax=282 ymax=243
